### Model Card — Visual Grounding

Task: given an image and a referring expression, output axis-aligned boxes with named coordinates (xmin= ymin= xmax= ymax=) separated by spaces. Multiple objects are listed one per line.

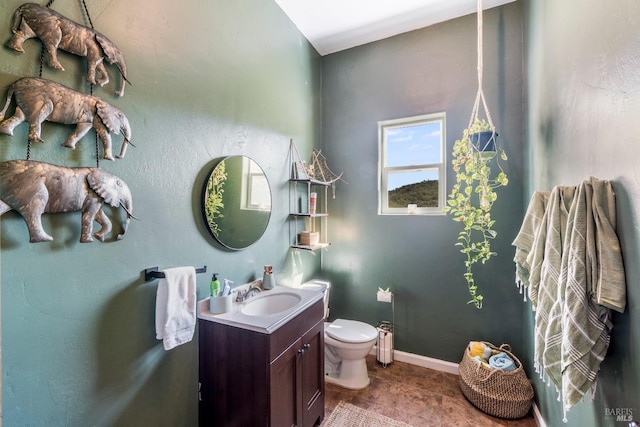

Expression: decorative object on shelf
xmin=309 ymin=192 xmax=317 ymax=214
xmin=444 ymin=0 xmax=509 ymax=309
xmin=298 ymin=231 xmax=319 ymax=246
xmin=0 ymin=159 xmax=136 ymax=243
xmin=262 ymin=265 xmax=275 ymax=290
xmin=291 ymin=161 xmax=308 ymax=180
xmin=307 ymin=148 xmax=345 ymax=199
xmin=0 ymin=77 xmax=133 ymax=160
xmin=289 ymin=139 xmax=345 ymax=187
xmin=7 ymin=2 xmax=130 ymax=97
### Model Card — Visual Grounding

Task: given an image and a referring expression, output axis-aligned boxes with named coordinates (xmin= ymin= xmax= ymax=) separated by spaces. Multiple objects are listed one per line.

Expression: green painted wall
xmin=524 ymin=0 xmax=640 ymax=425
xmin=0 ymin=0 xmax=321 ymax=425
xmin=320 ymin=2 xmax=526 ymax=363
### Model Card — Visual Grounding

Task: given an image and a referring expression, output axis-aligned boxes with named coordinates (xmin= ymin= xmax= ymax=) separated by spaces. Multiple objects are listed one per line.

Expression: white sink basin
xmin=241 ymin=292 xmax=302 ymax=316
xmin=198 ymin=286 xmax=324 ymax=333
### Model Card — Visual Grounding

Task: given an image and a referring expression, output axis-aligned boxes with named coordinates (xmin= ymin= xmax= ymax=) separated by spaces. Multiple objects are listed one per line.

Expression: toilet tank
xmin=300 ymin=279 xmax=331 ymax=320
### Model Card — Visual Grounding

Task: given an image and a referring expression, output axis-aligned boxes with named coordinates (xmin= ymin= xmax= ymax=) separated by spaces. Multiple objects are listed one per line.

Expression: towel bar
xmin=144 ymin=266 xmax=207 ymax=282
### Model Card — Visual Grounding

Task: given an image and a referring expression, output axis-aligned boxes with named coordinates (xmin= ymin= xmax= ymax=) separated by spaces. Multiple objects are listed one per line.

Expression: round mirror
xmin=202 ymin=156 xmax=272 ymax=250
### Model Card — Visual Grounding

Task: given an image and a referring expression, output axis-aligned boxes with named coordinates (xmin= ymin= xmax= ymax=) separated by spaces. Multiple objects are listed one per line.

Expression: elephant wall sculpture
xmin=7 ymin=3 xmax=129 ymax=97
xmin=0 ymin=77 xmax=132 ymax=160
xmin=0 ymin=160 xmax=136 ymax=243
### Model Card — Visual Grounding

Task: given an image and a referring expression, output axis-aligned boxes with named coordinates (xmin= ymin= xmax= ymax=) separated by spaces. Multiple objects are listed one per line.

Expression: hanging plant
xmin=445 ymin=119 xmax=508 ymax=308
xmin=444 ymin=0 xmax=508 ymax=309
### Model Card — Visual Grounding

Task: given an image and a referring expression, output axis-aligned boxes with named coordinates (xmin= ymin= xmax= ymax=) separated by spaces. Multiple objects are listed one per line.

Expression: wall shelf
xmin=288 ymin=139 xmax=343 ymax=252
xmin=291 ymin=242 xmax=331 ymax=251
xmin=289 ymin=213 xmax=329 ymax=218
xmin=289 ymin=179 xmax=330 ymax=251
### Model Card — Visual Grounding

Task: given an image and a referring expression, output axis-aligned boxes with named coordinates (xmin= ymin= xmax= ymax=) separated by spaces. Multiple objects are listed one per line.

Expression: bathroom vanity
xmin=198 ymin=287 xmax=325 ymax=427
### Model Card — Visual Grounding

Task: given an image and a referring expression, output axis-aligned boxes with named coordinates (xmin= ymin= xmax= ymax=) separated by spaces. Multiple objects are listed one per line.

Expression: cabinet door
xmin=300 ymin=321 xmax=324 ymax=427
xmin=269 ymin=339 xmax=301 ymax=427
xmin=199 ymin=320 xmax=270 ymax=427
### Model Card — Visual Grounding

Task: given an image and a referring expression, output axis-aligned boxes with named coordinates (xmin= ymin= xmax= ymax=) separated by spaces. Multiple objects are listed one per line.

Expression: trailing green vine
xmin=204 ymin=161 xmax=227 ymax=236
xmin=444 ymin=119 xmax=508 ymax=308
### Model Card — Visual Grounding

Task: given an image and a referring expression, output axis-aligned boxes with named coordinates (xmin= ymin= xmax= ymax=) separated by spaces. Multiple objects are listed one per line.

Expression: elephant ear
xmin=87 ymin=170 xmax=120 ymax=208
xmin=96 ymin=100 xmax=121 ymax=134
xmin=95 ymin=33 xmax=119 ymax=64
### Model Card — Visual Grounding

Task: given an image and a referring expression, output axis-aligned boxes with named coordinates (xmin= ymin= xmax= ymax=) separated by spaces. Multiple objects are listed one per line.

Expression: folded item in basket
xmin=469 ymin=341 xmax=493 ymax=361
xmin=473 ymin=355 xmax=491 ymax=368
xmin=489 ymin=352 xmax=516 ymax=371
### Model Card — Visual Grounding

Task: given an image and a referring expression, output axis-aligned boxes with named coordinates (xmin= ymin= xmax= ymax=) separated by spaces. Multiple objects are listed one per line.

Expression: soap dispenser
xmin=262 ymin=265 xmax=275 ymax=290
xmin=210 ymin=273 xmax=220 ymax=297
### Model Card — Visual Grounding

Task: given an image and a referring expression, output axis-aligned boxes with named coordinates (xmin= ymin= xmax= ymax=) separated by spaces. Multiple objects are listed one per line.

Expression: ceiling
xmin=275 ymin=0 xmax=516 ymax=56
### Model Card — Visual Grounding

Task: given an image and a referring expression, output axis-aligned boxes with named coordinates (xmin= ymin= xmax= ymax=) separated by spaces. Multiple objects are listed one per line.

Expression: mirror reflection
xmin=203 ymin=156 xmax=271 ymax=250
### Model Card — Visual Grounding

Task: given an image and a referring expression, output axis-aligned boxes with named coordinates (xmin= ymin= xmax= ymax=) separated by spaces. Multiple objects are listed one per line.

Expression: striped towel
xmin=512 ymin=178 xmax=626 ymax=422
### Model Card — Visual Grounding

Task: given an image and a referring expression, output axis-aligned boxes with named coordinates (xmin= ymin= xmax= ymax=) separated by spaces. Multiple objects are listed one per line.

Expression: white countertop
xmin=197 ymin=285 xmax=324 ymax=334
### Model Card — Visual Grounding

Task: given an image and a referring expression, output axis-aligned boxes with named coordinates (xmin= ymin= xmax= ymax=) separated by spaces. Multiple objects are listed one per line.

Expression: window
xmin=241 ymin=157 xmax=271 ymax=211
xmin=378 ymin=112 xmax=446 ymax=215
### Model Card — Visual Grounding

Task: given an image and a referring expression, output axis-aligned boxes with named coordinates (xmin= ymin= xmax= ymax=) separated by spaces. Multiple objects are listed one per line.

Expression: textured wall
xmin=0 ymin=0 xmax=321 ymax=424
xmin=525 ymin=0 xmax=640 ymax=425
xmin=320 ymin=3 xmax=526 ymax=362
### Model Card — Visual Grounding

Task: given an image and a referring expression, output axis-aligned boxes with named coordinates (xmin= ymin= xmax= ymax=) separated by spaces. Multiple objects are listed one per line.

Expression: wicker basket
xmin=458 ymin=342 xmax=534 ymax=419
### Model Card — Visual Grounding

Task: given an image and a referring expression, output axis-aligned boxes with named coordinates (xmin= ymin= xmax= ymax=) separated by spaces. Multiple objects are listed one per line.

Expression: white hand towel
xmin=155 ymin=266 xmax=197 ymax=350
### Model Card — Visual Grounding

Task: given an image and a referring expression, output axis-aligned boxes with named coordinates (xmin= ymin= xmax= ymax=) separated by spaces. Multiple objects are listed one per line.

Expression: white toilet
xmin=300 ymin=280 xmax=378 ymax=390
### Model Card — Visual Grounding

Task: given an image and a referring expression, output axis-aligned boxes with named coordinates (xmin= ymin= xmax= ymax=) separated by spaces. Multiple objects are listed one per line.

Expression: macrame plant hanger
xmin=468 ymin=0 xmax=495 ymax=134
xmin=31 ymin=0 xmax=101 ymax=168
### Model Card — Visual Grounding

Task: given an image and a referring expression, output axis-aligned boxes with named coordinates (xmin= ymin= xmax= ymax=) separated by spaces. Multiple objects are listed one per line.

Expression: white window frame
xmin=241 ymin=157 xmax=271 ymax=211
xmin=378 ymin=112 xmax=446 ymax=215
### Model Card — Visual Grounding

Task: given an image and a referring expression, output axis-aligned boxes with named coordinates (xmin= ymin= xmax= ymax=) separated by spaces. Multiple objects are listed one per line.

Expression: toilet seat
xmin=326 ymin=319 xmax=377 ymax=344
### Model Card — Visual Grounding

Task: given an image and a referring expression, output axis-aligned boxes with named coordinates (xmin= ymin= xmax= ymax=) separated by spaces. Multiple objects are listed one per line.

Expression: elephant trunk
xmin=115 ymin=118 xmax=133 ymax=159
xmin=117 ymin=198 xmax=137 ymax=240
xmin=114 ymin=53 xmax=128 ymax=97
xmin=0 ymin=86 xmax=14 ymax=121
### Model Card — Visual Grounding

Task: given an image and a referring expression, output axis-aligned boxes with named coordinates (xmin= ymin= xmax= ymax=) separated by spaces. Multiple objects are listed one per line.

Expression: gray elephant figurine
xmin=0 ymin=160 xmax=136 ymax=243
xmin=0 ymin=77 xmax=132 ymax=160
xmin=7 ymin=3 xmax=129 ymax=97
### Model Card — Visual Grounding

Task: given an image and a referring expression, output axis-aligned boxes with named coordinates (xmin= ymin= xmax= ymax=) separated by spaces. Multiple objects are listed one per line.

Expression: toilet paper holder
xmin=377 ymin=320 xmax=394 ymax=367
xmin=376 ymin=288 xmax=395 ymax=367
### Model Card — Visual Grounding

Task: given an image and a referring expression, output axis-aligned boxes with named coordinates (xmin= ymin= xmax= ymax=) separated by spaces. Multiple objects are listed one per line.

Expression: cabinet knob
xmin=298 ymin=343 xmax=311 ymax=355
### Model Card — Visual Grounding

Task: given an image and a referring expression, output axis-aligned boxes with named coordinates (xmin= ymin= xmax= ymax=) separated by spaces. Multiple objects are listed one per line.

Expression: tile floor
xmin=322 ymin=355 xmax=537 ymax=427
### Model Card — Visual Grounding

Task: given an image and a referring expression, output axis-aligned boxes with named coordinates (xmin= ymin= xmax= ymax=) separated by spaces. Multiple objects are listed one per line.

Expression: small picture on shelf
xmin=294 ymin=161 xmax=308 ymax=180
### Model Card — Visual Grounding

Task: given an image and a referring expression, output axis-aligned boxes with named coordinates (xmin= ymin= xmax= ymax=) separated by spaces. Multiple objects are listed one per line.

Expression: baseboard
xmin=532 ymin=402 xmax=546 ymax=427
xmin=370 ymin=347 xmax=546 ymax=427
xmin=370 ymin=346 xmax=459 ymax=375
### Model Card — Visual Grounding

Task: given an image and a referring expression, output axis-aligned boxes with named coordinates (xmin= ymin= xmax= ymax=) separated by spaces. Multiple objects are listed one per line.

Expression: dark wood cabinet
xmin=199 ymin=299 xmax=324 ymax=427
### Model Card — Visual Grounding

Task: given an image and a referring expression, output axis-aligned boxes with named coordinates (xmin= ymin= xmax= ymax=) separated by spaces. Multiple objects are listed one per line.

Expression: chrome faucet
xmin=235 ymin=282 xmax=262 ymax=302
